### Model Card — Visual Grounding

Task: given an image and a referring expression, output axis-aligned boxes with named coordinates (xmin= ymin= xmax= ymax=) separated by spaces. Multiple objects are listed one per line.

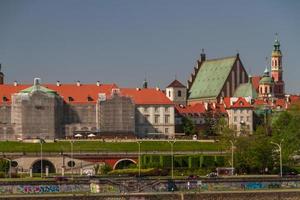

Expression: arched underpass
xmin=31 ymin=159 xmax=56 ymax=173
xmin=113 ymin=159 xmax=137 ymax=170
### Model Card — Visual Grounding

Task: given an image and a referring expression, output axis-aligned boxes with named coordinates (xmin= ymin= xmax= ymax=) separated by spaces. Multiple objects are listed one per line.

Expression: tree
xmin=234 ymin=126 xmax=274 ymax=174
xmin=0 ymin=159 xmax=9 ymax=174
xmin=182 ymin=116 xmax=197 ymax=136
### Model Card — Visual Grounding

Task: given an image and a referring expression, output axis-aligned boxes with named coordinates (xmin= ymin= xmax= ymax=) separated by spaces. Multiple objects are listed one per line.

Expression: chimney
xmin=56 ymin=81 xmax=61 ymax=86
xmin=200 ymin=48 xmax=206 ymax=62
xmin=34 ymin=78 xmax=41 ymax=86
xmin=96 ymin=81 xmax=100 ymax=86
xmin=136 ymin=88 xmax=140 ymax=91
xmin=220 ymin=96 xmax=224 ymax=104
xmin=204 ymin=102 xmax=208 ymax=110
xmin=76 ymin=80 xmax=81 ymax=86
xmin=285 ymin=94 xmax=290 ymax=103
xmin=156 ymin=87 xmax=160 ymax=91
xmin=13 ymin=80 xmax=18 ymax=86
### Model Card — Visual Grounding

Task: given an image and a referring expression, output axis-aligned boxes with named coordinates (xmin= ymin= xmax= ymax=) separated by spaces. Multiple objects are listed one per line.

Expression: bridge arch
xmin=31 ymin=159 xmax=56 ymax=173
xmin=113 ymin=158 xmax=137 ymax=170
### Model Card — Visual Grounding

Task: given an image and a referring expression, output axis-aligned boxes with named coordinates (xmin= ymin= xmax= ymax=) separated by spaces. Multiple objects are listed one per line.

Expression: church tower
xmin=271 ymin=35 xmax=285 ymax=98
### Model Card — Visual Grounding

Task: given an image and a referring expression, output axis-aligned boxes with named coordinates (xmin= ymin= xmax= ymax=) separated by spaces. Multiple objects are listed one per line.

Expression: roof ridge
xmin=204 ymin=55 xmax=237 ymax=62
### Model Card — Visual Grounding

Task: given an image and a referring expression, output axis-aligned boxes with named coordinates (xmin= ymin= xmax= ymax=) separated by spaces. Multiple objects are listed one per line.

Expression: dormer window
xmin=239 ymin=101 xmax=244 ymax=106
xmin=68 ymin=96 xmax=74 ymax=102
xmin=87 ymin=96 xmax=93 ymax=101
xmin=2 ymin=96 xmax=8 ymax=102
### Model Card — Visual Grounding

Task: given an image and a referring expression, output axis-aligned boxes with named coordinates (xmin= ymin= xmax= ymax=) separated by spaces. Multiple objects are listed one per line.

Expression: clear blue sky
xmin=0 ymin=0 xmax=299 ymax=93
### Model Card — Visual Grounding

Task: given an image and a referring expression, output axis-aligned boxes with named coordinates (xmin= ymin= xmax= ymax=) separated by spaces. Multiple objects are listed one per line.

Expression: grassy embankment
xmin=0 ymin=141 xmax=224 ymax=153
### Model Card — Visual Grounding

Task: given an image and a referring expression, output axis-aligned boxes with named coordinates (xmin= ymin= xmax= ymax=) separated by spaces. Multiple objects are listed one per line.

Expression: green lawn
xmin=0 ymin=141 xmax=224 ymax=153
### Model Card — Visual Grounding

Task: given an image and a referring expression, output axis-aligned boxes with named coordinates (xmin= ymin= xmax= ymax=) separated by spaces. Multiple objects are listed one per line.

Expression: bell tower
xmin=271 ymin=34 xmax=285 ymax=98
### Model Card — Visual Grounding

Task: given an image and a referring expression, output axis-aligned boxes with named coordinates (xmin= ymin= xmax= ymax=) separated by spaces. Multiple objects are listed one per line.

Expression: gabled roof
xmin=189 ymin=56 xmax=237 ymax=99
xmin=223 ymin=97 xmax=253 ymax=109
xmin=231 ymin=97 xmax=252 ymax=108
xmin=120 ymin=88 xmax=174 ymax=105
xmin=167 ymin=79 xmax=186 ymax=88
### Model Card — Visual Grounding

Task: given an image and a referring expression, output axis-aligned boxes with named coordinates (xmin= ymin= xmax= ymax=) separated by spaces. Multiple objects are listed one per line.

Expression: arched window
xmin=260 ymin=87 xmax=262 ymax=94
xmin=265 ymin=86 xmax=268 ymax=94
xmin=275 ymin=60 xmax=277 ymax=66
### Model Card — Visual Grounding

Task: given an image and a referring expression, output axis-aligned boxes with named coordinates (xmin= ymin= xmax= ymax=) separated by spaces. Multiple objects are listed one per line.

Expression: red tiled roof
xmin=251 ymin=76 xmax=261 ymax=92
xmin=120 ymin=88 xmax=174 ymax=105
xmin=223 ymin=97 xmax=231 ymax=108
xmin=230 ymin=97 xmax=252 ymax=108
xmin=175 ymin=103 xmax=205 ymax=114
xmin=223 ymin=97 xmax=252 ymax=109
xmin=166 ymin=79 xmax=186 ymax=88
xmin=0 ymin=83 xmax=118 ymax=104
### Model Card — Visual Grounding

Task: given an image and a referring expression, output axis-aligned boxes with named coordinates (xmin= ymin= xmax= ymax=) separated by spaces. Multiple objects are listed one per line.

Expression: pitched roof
xmin=223 ymin=97 xmax=253 ymax=109
xmin=251 ymin=76 xmax=261 ymax=92
xmin=120 ymin=88 xmax=174 ymax=105
xmin=0 ymin=83 xmax=118 ymax=104
xmin=233 ymin=81 xmax=258 ymax=98
xmin=167 ymin=79 xmax=186 ymax=88
xmin=189 ymin=56 xmax=237 ymax=99
xmin=230 ymin=97 xmax=252 ymax=108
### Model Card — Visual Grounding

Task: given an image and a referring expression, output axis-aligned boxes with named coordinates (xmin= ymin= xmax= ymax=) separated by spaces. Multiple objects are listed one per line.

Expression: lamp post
xmin=136 ymin=141 xmax=142 ymax=177
xmin=271 ymin=139 xmax=283 ymax=177
xmin=229 ymin=140 xmax=234 ymax=172
xmin=70 ymin=140 xmax=74 ymax=179
xmin=39 ymin=139 xmax=44 ymax=178
xmin=168 ymin=140 xmax=176 ymax=179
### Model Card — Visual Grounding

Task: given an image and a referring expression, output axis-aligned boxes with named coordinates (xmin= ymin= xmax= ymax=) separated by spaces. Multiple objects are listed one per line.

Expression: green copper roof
xmin=259 ymin=76 xmax=274 ymax=84
xmin=233 ymin=82 xmax=258 ymax=98
xmin=189 ymin=56 xmax=237 ymax=99
xmin=20 ymin=85 xmax=57 ymax=95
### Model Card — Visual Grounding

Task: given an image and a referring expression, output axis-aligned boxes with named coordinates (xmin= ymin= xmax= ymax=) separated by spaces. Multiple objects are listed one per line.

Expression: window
xmin=234 ymin=116 xmax=237 ymax=122
xmin=168 ymin=91 xmax=171 ymax=97
xmin=165 ymin=128 xmax=169 ymax=133
xmin=165 ymin=115 xmax=170 ymax=124
xmin=240 ymin=116 xmax=244 ymax=122
xmin=165 ymin=107 xmax=169 ymax=112
xmin=155 ymin=115 xmax=160 ymax=124
xmin=177 ymin=90 xmax=182 ymax=97
xmin=155 ymin=107 xmax=159 ymax=113
xmin=247 ymin=116 xmax=250 ymax=122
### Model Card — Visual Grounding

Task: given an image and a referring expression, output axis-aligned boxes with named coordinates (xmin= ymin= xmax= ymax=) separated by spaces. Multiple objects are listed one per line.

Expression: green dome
xmin=259 ymin=76 xmax=274 ymax=85
xmin=233 ymin=82 xmax=258 ymax=98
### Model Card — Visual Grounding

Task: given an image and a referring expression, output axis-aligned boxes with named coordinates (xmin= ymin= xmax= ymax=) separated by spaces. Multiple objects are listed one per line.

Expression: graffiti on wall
xmin=2 ymin=184 xmax=90 ymax=194
xmin=18 ymin=185 xmax=60 ymax=194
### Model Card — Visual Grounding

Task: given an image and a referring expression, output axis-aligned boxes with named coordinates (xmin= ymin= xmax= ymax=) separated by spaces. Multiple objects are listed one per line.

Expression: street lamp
xmin=271 ymin=139 xmax=283 ymax=177
xmin=229 ymin=140 xmax=234 ymax=172
xmin=70 ymin=140 xmax=74 ymax=179
xmin=39 ymin=138 xmax=45 ymax=178
xmin=168 ymin=140 xmax=176 ymax=179
xmin=136 ymin=141 xmax=142 ymax=177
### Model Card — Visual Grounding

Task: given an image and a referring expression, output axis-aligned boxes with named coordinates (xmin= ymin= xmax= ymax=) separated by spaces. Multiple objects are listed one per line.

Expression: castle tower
xmin=271 ymin=35 xmax=285 ymax=98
